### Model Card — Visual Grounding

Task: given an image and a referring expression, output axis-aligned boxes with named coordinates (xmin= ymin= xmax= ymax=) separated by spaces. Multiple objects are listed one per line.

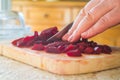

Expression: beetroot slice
xmin=66 ymin=49 xmax=82 ymax=57
xmin=94 ymin=46 xmax=103 ymax=54
xmin=32 ymin=44 xmax=44 ymax=50
xmin=45 ymin=46 xmax=61 ymax=53
xmin=84 ymin=47 xmax=94 ymax=54
xmin=64 ymin=44 xmax=76 ymax=52
xmin=39 ymin=27 xmax=58 ymax=41
xmin=12 ymin=38 xmax=23 ymax=46
xmin=58 ymin=45 xmax=66 ymax=52
xmin=12 ymin=31 xmax=39 ymax=47
xmin=12 ymin=38 xmax=24 ymax=47
xmin=44 ymin=41 xmax=69 ymax=53
xmin=102 ymin=45 xmax=112 ymax=54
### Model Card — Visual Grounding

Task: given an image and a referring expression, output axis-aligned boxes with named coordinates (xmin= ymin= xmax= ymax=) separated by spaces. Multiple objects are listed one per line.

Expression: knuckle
xmin=99 ymin=16 xmax=109 ymax=25
xmin=68 ymin=29 xmax=73 ymax=34
xmin=82 ymin=31 xmax=89 ymax=38
xmin=80 ymin=8 xmax=96 ymax=22
xmin=84 ymin=10 xmax=95 ymax=22
xmin=79 ymin=8 xmax=86 ymax=16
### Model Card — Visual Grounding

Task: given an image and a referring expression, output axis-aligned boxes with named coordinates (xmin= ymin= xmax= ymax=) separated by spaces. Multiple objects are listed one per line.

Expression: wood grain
xmin=2 ymin=45 xmax=120 ymax=75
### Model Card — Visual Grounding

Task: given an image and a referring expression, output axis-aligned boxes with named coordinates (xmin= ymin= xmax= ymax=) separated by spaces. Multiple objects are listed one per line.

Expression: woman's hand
xmin=62 ymin=0 xmax=120 ymax=42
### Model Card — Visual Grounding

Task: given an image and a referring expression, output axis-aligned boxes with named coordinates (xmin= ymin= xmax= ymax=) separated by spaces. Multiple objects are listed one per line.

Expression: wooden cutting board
xmin=2 ymin=45 xmax=120 ymax=75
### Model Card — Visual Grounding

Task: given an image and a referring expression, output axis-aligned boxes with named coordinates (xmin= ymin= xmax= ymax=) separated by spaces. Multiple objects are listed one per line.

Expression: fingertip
xmin=81 ymin=31 xmax=94 ymax=39
xmin=68 ymin=35 xmax=80 ymax=43
xmin=62 ymin=33 xmax=69 ymax=41
xmin=68 ymin=35 xmax=73 ymax=42
xmin=62 ymin=35 xmax=67 ymax=41
xmin=81 ymin=32 xmax=88 ymax=38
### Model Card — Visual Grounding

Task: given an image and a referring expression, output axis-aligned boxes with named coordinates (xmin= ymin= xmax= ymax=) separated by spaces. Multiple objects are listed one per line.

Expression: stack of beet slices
xmin=12 ymin=27 xmax=112 ymax=57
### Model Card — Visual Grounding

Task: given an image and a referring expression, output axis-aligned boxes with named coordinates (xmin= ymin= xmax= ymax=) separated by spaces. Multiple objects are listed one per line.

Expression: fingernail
xmin=81 ymin=32 xmax=87 ymax=38
xmin=68 ymin=35 xmax=73 ymax=42
xmin=62 ymin=33 xmax=69 ymax=40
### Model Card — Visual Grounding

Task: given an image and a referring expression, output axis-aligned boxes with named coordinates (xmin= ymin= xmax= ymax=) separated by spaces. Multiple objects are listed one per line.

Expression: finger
xmin=62 ymin=0 xmax=100 ymax=41
xmin=81 ymin=7 xmax=120 ymax=38
xmin=62 ymin=9 xmax=85 ymax=41
xmin=68 ymin=0 xmax=114 ymax=42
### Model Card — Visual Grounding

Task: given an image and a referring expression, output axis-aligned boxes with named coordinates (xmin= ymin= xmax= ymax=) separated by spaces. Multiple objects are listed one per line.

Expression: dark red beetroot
xmin=84 ymin=46 xmax=94 ymax=54
xmin=12 ymin=31 xmax=39 ymax=47
xmin=12 ymin=36 xmax=35 ymax=47
xmin=32 ymin=44 xmax=44 ymax=50
xmin=64 ymin=44 xmax=76 ymax=52
xmin=94 ymin=46 xmax=103 ymax=54
xmin=102 ymin=45 xmax=112 ymax=54
xmin=12 ymin=38 xmax=24 ymax=47
xmin=77 ymin=42 xmax=88 ymax=48
xmin=66 ymin=49 xmax=82 ymax=57
xmin=45 ymin=41 xmax=69 ymax=53
xmin=78 ymin=45 xmax=86 ymax=52
xmin=12 ymin=27 xmax=112 ymax=57
xmin=58 ymin=45 xmax=66 ymax=51
xmin=39 ymin=27 xmax=58 ymax=41
xmin=88 ymin=41 xmax=97 ymax=47
xmin=12 ymin=27 xmax=58 ymax=47
xmin=45 ymin=46 xmax=61 ymax=53
xmin=32 ymin=27 xmax=59 ymax=44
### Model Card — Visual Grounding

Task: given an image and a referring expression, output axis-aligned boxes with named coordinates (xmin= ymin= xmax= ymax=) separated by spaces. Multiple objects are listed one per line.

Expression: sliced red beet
xmin=78 ymin=44 xmax=86 ymax=52
xmin=45 ymin=46 xmax=61 ymax=53
xmin=78 ymin=42 xmax=88 ymax=47
xmin=12 ymin=31 xmax=39 ymax=47
xmin=66 ymin=49 xmax=82 ymax=57
xmin=102 ymin=45 xmax=112 ymax=54
xmin=39 ymin=27 xmax=58 ymax=41
xmin=12 ymin=38 xmax=25 ymax=47
xmin=45 ymin=41 xmax=69 ymax=53
xmin=94 ymin=46 xmax=103 ymax=54
xmin=64 ymin=44 xmax=76 ymax=52
xmin=23 ymin=36 xmax=34 ymax=43
xmin=12 ymin=26 xmax=112 ymax=57
xmin=88 ymin=41 xmax=97 ymax=47
xmin=58 ymin=45 xmax=66 ymax=52
xmin=14 ymin=36 xmax=34 ymax=47
xmin=12 ymin=38 xmax=24 ymax=46
xmin=84 ymin=46 xmax=94 ymax=54
xmin=32 ymin=44 xmax=44 ymax=50
xmin=34 ymin=31 xmax=39 ymax=37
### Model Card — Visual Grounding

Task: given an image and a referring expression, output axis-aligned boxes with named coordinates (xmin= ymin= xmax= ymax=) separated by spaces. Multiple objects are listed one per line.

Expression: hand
xmin=62 ymin=0 xmax=120 ymax=42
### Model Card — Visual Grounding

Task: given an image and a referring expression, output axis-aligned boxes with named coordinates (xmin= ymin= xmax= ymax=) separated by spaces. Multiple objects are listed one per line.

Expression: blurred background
xmin=4 ymin=0 xmax=120 ymax=47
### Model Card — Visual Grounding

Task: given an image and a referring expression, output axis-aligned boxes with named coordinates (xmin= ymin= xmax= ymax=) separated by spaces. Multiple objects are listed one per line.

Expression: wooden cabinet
xmin=23 ymin=7 xmax=71 ymax=30
xmin=12 ymin=1 xmax=86 ymax=31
